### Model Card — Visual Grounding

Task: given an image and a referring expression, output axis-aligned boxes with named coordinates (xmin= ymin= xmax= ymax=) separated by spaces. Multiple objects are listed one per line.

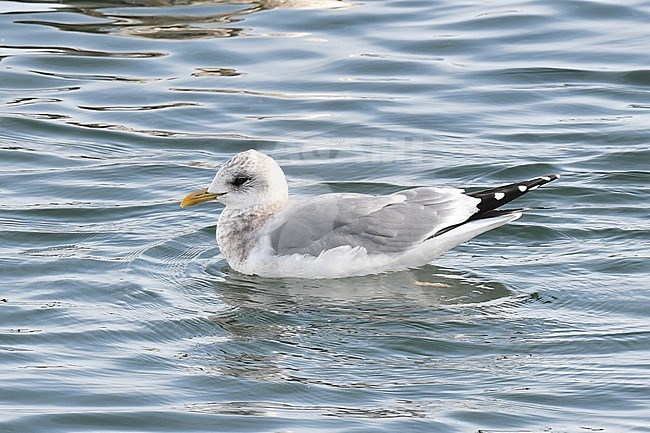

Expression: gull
xmin=181 ymin=150 xmax=559 ymax=279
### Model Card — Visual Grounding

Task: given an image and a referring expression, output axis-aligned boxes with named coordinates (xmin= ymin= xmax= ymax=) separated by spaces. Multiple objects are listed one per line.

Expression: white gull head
xmin=207 ymin=149 xmax=289 ymax=210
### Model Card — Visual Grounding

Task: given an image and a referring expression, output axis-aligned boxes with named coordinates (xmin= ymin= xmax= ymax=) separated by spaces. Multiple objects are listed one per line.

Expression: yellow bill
xmin=180 ymin=188 xmax=222 ymax=207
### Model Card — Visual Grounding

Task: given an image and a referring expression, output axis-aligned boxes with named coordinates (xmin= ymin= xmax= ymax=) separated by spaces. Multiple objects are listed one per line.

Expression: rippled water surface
xmin=1 ymin=1 xmax=649 ymax=432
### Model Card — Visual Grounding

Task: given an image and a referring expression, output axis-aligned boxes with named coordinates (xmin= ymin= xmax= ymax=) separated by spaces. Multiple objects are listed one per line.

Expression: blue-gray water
xmin=1 ymin=1 xmax=649 ymax=432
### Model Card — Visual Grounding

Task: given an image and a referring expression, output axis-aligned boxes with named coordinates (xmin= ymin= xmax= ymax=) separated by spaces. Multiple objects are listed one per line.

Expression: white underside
xmin=230 ymin=212 xmax=522 ymax=279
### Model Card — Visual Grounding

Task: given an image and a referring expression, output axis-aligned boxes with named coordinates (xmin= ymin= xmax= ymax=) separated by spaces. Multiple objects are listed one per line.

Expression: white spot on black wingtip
xmin=518 ymin=185 xmax=527 ymax=192
xmin=494 ymin=192 xmax=505 ymax=200
xmin=541 ymin=176 xmax=551 ymax=181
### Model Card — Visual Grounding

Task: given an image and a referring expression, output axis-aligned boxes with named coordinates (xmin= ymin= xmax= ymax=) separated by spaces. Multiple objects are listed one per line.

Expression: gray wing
xmin=268 ymin=188 xmax=480 ymax=256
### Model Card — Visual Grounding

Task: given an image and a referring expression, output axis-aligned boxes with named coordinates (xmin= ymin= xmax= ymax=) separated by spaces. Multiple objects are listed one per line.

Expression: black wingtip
xmin=432 ymin=174 xmax=560 ymax=237
xmin=469 ymin=174 xmax=560 ymax=217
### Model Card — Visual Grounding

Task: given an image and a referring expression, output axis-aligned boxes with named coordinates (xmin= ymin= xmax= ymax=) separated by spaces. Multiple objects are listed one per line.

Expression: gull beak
xmin=180 ymin=188 xmax=223 ymax=207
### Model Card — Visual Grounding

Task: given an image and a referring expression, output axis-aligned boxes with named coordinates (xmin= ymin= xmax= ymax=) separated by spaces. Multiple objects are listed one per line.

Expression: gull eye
xmin=231 ymin=176 xmax=250 ymax=187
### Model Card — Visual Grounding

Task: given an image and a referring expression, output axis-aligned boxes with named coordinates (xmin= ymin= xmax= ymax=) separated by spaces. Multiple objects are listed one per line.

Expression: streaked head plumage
xmin=207 ymin=149 xmax=289 ymax=209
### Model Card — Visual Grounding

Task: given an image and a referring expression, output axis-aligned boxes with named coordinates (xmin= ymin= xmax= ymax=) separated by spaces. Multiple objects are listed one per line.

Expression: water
xmin=1 ymin=0 xmax=649 ymax=431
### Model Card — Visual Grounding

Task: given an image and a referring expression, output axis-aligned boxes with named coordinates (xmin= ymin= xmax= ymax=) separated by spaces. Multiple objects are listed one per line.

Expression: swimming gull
xmin=181 ymin=149 xmax=559 ymax=278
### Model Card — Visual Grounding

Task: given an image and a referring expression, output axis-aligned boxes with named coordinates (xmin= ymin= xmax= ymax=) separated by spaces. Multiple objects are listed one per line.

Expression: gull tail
xmin=434 ymin=174 xmax=560 ymax=237
xmin=468 ymin=174 xmax=560 ymax=219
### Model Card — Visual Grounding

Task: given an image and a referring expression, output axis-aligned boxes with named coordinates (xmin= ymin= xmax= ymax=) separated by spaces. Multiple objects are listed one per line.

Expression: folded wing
xmin=268 ymin=188 xmax=480 ymax=256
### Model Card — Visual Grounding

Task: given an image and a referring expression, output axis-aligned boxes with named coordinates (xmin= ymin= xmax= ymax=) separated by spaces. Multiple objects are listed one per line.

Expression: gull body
xmin=181 ymin=150 xmax=558 ymax=279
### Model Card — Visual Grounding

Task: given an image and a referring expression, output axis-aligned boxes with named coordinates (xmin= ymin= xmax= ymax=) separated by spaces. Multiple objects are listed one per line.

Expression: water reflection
xmin=192 ymin=270 xmax=505 ymax=379
xmin=187 ymin=265 xmax=515 ymax=387
xmin=210 ymin=264 xmax=513 ymax=314
xmin=15 ymin=0 xmax=354 ymax=40
xmin=0 ymin=45 xmax=164 ymax=59
xmin=192 ymin=67 xmax=243 ymax=77
xmin=2 ymin=0 xmax=358 ymax=137
xmin=184 ymin=400 xmax=431 ymax=419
